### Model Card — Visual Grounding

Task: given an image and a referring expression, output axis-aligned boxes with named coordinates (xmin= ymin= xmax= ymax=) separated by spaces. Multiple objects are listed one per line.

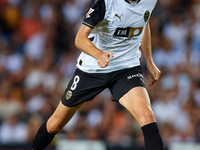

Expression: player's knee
xmin=144 ymin=109 xmax=155 ymax=119
xmin=47 ymin=120 xmax=62 ymax=134
xmin=139 ymin=109 xmax=155 ymax=123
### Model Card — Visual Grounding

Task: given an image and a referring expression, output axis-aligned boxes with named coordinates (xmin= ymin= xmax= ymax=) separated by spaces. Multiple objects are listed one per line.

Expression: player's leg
xmin=31 ymin=68 xmax=107 ymax=150
xmin=31 ymin=101 xmax=83 ymax=150
xmin=119 ymin=87 xmax=164 ymax=150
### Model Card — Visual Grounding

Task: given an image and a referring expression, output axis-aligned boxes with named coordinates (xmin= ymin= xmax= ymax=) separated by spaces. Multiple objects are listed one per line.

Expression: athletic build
xmin=31 ymin=0 xmax=164 ymax=150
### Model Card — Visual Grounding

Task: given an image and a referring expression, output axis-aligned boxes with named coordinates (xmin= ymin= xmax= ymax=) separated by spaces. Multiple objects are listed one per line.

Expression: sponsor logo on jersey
xmin=66 ymin=90 xmax=72 ymax=100
xmin=114 ymin=27 xmax=144 ymax=38
xmin=115 ymin=14 xmax=123 ymax=21
xmin=144 ymin=10 xmax=150 ymax=22
xmin=114 ymin=27 xmax=130 ymax=37
xmin=86 ymin=8 xmax=95 ymax=18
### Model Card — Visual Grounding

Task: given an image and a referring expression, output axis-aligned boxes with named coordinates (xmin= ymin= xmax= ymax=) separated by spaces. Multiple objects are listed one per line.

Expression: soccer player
xmin=31 ymin=0 xmax=164 ymax=150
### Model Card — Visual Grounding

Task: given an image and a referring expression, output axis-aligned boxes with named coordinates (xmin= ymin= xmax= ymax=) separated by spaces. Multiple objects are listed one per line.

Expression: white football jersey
xmin=77 ymin=0 xmax=157 ymax=73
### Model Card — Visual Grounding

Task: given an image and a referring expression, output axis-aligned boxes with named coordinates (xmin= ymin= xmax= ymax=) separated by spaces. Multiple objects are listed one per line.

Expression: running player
xmin=31 ymin=0 xmax=164 ymax=149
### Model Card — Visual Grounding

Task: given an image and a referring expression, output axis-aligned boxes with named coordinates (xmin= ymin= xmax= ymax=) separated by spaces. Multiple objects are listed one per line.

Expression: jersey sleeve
xmin=82 ymin=0 xmax=106 ymax=29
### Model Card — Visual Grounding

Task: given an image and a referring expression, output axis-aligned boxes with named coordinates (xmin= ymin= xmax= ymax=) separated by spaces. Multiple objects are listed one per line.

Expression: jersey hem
xmin=76 ymin=63 xmax=141 ymax=73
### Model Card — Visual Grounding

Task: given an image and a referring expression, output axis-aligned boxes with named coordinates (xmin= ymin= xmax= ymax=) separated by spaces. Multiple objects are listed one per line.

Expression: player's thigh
xmin=119 ymin=87 xmax=156 ymax=127
xmin=62 ymin=68 xmax=107 ymax=107
xmin=47 ymin=101 xmax=83 ymax=133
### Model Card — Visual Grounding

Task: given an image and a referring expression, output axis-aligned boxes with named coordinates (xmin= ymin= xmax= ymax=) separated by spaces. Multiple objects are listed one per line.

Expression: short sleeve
xmin=82 ymin=0 xmax=106 ymax=29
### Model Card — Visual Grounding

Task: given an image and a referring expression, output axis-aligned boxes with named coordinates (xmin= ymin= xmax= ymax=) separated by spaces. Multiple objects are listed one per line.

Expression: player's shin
xmin=141 ymin=122 xmax=164 ymax=150
xmin=31 ymin=122 xmax=57 ymax=150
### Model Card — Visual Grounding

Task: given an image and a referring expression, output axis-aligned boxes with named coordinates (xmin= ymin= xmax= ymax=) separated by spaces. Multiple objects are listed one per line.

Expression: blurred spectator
xmin=0 ymin=114 xmax=28 ymax=144
xmin=0 ymin=0 xmax=200 ymax=149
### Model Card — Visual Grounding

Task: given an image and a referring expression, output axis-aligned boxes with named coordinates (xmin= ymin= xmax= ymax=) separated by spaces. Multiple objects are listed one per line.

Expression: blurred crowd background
xmin=0 ymin=0 xmax=200 ymax=149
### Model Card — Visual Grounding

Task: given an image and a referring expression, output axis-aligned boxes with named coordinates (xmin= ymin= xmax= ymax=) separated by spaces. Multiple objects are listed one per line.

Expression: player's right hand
xmin=147 ymin=62 xmax=161 ymax=86
xmin=97 ymin=52 xmax=114 ymax=68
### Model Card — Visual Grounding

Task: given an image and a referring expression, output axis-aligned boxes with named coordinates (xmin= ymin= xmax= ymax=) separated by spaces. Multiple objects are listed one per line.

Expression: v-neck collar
xmin=124 ymin=0 xmax=141 ymax=4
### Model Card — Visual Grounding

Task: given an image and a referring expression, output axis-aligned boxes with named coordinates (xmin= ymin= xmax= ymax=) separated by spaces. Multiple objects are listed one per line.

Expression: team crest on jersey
xmin=86 ymin=8 xmax=94 ymax=18
xmin=66 ymin=90 xmax=72 ymax=100
xmin=144 ymin=10 xmax=150 ymax=22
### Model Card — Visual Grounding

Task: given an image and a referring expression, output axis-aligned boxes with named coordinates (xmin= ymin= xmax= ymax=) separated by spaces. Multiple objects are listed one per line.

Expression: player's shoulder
xmin=88 ymin=0 xmax=107 ymax=10
xmin=90 ymin=0 xmax=105 ymax=5
xmin=83 ymin=0 xmax=106 ymax=28
xmin=94 ymin=0 xmax=103 ymax=3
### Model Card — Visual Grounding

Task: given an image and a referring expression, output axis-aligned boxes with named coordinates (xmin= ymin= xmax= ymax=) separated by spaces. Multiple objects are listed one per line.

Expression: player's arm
xmin=75 ymin=0 xmax=113 ymax=68
xmin=75 ymin=25 xmax=102 ymax=60
xmin=75 ymin=25 xmax=113 ymax=68
xmin=140 ymin=22 xmax=161 ymax=86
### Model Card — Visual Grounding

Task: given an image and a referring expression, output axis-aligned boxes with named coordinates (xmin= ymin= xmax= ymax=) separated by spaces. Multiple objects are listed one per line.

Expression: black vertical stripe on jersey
xmin=83 ymin=0 xmax=105 ymax=29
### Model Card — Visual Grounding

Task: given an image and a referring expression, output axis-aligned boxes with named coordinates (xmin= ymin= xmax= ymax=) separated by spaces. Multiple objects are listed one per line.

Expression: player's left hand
xmin=147 ymin=62 xmax=161 ymax=86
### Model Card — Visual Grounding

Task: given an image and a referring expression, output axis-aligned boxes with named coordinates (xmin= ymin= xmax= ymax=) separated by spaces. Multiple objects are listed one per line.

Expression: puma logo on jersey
xmin=115 ymin=14 xmax=123 ymax=21
xmin=86 ymin=8 xmax=94 ymax=18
